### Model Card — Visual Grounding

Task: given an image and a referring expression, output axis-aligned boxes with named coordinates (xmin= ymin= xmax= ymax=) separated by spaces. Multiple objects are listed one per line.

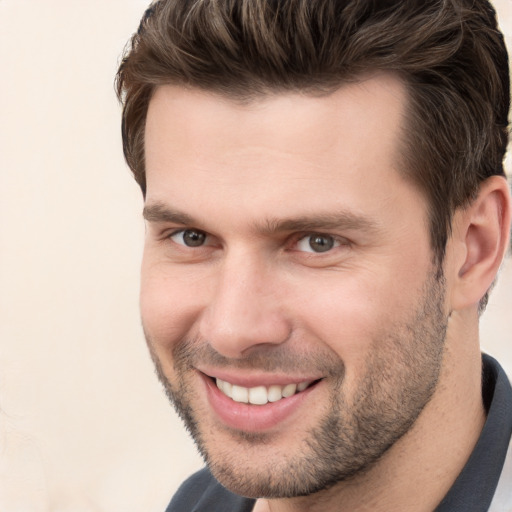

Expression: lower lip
xmin=202 ymin=374 xmax=319 ymax=432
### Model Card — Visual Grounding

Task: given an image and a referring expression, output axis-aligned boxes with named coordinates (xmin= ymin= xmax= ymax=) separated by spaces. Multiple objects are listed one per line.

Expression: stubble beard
xmin=145 ymin=271 xmax=448 ymax=499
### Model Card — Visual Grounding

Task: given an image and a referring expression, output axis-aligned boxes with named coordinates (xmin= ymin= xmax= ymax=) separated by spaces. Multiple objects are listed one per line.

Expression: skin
xmin=141 ymin=75 xmax=511 ymax=511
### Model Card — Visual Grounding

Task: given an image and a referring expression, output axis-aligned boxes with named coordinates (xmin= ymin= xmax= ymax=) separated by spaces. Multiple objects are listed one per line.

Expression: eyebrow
xmin=143 ymin=202 xmax=379 ymax=234
xmin=260 ymin=213 xmax=379 ymax=235
xmin=143 ymin=203 xmax=196 ymax=225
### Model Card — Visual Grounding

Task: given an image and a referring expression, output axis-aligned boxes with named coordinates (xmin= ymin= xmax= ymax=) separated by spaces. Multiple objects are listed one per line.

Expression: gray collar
xmin=436 ymin=354 xmax=512 ymax=511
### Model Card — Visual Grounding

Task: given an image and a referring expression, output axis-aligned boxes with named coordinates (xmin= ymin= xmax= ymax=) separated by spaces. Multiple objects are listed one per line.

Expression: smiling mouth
xmin=215 ymin=378 xmax=319 ymax=405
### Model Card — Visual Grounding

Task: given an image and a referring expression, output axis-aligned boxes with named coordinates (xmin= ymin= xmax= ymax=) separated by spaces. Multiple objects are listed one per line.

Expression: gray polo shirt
xmin=167 ymin=354 xmax=512 ymax=512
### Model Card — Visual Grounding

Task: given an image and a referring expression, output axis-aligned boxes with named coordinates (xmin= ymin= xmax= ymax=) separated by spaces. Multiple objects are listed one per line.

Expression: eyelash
xmin=165 ymin=228 xmax=350 ymax=256
xmin=168 ymin=228 xmax=211 ymax=248
xmin=294 ymin=233 xmax=345 ymax=254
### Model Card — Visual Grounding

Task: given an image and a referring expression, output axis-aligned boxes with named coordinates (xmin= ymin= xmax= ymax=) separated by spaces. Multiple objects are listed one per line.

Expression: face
xmin=141 ymin=75 xmax=449 ymax=498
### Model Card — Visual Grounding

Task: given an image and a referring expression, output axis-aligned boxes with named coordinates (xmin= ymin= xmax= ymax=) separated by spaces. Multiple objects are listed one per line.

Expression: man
xmin=116 ymin=0 xmax=512 ymax=510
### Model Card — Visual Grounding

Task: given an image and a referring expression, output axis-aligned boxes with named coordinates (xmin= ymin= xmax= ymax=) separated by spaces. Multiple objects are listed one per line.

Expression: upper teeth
xmin=216 ymin=378 xmax=312 ymax=405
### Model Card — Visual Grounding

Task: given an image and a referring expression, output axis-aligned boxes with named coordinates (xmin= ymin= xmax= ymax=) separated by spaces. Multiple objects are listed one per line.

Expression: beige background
xmin=0 ymin=1 xmax=511 ymax=510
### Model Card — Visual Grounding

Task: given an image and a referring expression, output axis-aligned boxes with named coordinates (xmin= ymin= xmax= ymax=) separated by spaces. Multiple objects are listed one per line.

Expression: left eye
xmin=296 ymin=234 xmax=340 ymax=253
xmin=170 ymin=229 xmax=208 ymax=247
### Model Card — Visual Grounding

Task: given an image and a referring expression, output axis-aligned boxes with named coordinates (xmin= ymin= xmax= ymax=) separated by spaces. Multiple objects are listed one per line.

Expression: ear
xmin=450 ymin=176 xmax=511 ymax=311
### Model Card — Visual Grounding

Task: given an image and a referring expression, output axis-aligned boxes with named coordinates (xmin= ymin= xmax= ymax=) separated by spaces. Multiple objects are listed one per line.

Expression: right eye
xmin=170 ymin=229 xmax=208 ymax=247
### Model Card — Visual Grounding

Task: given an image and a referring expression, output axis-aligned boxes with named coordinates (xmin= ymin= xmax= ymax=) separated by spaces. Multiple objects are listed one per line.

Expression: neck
xmin=255 ymin=309 xmax=486 ymax=512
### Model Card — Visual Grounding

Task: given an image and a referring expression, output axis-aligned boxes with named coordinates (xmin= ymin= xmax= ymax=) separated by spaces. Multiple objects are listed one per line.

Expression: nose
xmin=198 ymin=253 xmax=292 ymax=359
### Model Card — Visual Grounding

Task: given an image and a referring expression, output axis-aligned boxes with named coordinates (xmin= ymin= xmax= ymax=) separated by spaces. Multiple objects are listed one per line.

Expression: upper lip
xmin=197 ymin=366 xmax=323 ymax=388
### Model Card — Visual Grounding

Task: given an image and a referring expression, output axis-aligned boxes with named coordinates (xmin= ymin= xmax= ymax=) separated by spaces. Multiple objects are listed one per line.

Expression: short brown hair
xmin=116 ymin=0 xmax=509 ymax=267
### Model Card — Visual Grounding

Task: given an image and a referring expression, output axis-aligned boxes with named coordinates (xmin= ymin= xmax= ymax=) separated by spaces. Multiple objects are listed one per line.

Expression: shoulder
xmin=487 ymin=356 xmax=512 ymax=510
xmin=165 ymin=468 xmax=216 ymax=511
xmin=489 ymin=437 xmax=512 ymax=511
xmin=165 ymin=467 xmax=255 ymax=512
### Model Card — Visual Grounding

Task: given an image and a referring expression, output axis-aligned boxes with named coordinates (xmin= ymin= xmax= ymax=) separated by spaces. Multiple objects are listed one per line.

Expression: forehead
xmin=145 ymin=74 xmax=407 ymax=163
xmin=143 ymin=75 xmax=419 ymax=227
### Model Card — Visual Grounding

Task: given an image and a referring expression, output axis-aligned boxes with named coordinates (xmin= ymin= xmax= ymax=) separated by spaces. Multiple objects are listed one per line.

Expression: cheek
xmin=295 ymin=272 xmax=386 ymax=330
xmin=291 ymin=271 xmax=420 ymax=381
xmin=140 ymin=261 xmax=207 ymax=350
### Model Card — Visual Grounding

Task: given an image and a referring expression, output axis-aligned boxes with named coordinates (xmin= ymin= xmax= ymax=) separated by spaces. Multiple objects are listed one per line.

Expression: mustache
xmin=176 ymin=338 xmax=344 ymax=377
xmin=146 ymin=331 xmax=344 ymax=377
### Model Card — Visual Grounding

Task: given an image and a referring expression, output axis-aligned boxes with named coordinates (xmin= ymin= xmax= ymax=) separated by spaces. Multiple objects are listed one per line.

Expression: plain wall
xmin=0 ymin=1 xmax=511 ymax=510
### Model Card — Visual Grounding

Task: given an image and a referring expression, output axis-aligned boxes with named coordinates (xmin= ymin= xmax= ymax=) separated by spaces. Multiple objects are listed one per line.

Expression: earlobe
xmin=451 ymin=176 xmax=511 ymax=311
